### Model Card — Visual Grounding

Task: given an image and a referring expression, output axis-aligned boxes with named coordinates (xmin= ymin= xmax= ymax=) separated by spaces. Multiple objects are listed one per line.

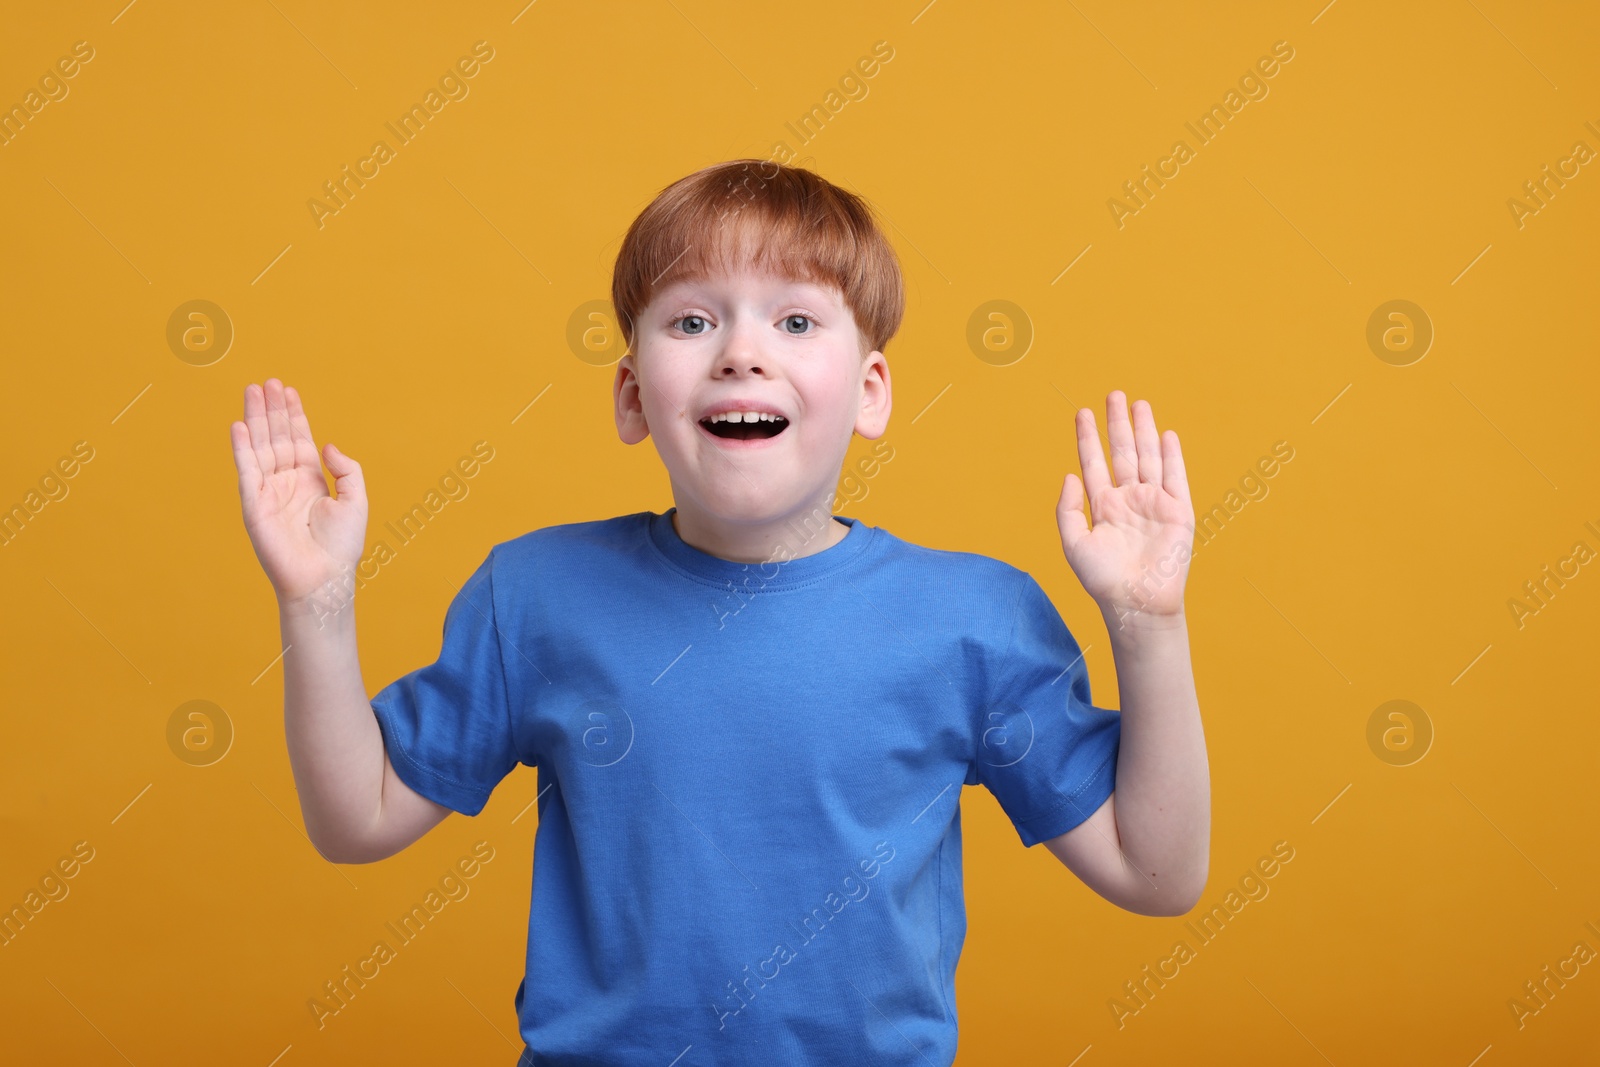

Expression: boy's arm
xmin=279 ymin=598 xmax=451 ymax=864
xmin=1041 ymin=390 xmax=1210 ymax=916
xmin=1042 ymin=611 xmax=1208 ymax=916
xmin=232 ymin=379 xmax=448 ymax=866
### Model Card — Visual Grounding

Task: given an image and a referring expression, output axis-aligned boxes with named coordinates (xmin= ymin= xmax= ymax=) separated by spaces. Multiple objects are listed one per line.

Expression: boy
xmin=229 ymin=159 xmax=1209 ymax=1065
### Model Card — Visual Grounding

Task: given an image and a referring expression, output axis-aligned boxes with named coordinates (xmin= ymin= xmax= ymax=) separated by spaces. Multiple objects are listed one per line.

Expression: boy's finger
xmin=284 ymin=385 xmax=322 ymax=471
xmin=1160 ymin=430 xmax=1192 ymax=510
xmin=1058 ymin=472 xmax=1090 ymax=549
xmin=1076 ymin=408 xmax=1113 ymax=500
xmin=322 ymin=442 xmax=367 ymax=507
xmin=243 ymin=383 xmax=277 ymax=478
xmin=1105 ymin=390 xmax=1138 ymax=488
xmin=265 ymin=378 xmax=296 ymax=471
xmin=1132 ymin=399 xmax=1163 ymax=485
xmin=231 ymin=420 xmax=262 ymax=500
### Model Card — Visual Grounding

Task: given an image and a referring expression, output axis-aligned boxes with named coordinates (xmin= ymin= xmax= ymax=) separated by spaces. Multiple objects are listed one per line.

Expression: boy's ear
xmin=614 ymin=354 xmax=650 ymax=444
xmin=852 ymin=350 xmax=891 ymax=440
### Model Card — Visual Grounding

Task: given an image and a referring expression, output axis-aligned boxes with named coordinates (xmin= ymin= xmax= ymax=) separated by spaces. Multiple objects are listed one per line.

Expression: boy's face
xmin=613 ymin=267 xmax=890 ymax=535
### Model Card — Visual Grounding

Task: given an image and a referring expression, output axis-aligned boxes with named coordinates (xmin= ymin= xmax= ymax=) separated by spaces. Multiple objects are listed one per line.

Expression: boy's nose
xmin=714 ymin=326 xmax=767 ymax=375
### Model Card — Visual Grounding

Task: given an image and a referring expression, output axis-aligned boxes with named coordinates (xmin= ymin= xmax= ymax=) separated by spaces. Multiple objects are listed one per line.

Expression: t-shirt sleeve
xmin=971 ymin=571 xmax=1122 ymax=847
xmin=369 ymin=548 xmax=522 ymax=817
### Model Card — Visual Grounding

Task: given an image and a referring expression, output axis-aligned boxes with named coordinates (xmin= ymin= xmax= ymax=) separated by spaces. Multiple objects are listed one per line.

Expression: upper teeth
xmin=706 ymin=411 xmax=785 ymax=424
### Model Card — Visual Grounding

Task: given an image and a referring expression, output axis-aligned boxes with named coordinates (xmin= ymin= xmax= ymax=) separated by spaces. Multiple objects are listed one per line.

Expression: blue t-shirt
xmin=371 ymin=508 xmax=1121 ymax=1066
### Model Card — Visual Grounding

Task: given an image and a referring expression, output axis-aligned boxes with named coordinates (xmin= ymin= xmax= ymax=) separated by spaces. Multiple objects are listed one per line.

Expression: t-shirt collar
xmin=647 ymin=507 xmax=873 ymax=589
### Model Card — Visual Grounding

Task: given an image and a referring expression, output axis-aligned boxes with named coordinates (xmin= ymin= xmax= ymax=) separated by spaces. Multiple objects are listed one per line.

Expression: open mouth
xmin=699 ymin=413 xmax=789 ymax=441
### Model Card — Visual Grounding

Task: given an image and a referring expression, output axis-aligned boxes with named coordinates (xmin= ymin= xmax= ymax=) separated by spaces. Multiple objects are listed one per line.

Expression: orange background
xmin=3 ymin=1 xmax=1598 ymax=1063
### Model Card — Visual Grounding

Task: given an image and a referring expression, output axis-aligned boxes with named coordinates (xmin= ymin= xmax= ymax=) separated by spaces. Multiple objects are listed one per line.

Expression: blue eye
xmin=783 ymin=315 xmax=814 ymax=335
xmin=672 ymin=315 xmax=708 ymax=335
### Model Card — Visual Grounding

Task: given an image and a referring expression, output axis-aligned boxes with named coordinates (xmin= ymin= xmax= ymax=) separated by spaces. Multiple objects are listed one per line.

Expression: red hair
xmin=611 ymin=159 xmax=904 ymax=359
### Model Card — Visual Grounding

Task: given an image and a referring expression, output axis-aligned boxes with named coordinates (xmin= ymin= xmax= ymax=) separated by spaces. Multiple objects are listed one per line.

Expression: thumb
xmin=322 ymin=442 xmax=367 ymax=505
xmin=1057 ymin=472 xmax=1089 ymax=551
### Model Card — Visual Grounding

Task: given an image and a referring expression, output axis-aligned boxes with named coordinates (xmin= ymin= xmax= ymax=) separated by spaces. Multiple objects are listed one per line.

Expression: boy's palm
xmin=230 ymin=379 xmax=368 ymax=605
xmin=1057 ymin=391 xmax=1195 ymax=621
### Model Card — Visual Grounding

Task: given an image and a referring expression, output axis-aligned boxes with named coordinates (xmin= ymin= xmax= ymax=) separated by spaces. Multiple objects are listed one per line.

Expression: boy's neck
xmin=670 ymin=502 xmax=849 ymax=565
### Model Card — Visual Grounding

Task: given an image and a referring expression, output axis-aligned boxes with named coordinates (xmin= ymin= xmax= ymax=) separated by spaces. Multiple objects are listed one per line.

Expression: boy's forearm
xmin=1102 ymin=609 xmax=1210 ymax=908
xmin=278 ymin=598 xmax=386 ymax=860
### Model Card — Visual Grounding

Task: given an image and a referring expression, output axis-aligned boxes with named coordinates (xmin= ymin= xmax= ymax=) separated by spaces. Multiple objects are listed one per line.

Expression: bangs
xmin=611 ymin=160 xmax=903 ymax=357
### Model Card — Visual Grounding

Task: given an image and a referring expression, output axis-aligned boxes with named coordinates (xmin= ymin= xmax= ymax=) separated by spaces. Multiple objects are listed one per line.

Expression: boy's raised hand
xmin=1057 ymin=390 xmax=1195 ymax=625
xmin=230 ymin=378 xmax=369 ymax=607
